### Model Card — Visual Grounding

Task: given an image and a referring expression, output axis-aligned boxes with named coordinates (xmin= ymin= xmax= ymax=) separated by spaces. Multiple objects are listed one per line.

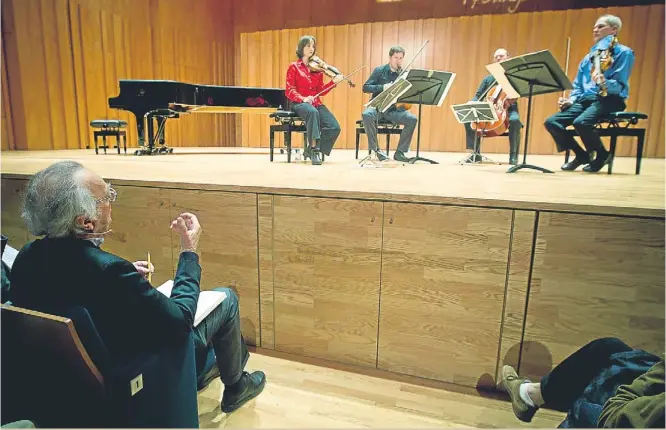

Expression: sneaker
xmin=498 ymin=365 xmax=537 ymax=422
xmin=221 ymin=371 xmax=266 ymax=413
xmin=311 ymin=150 xmax=322 ymax=165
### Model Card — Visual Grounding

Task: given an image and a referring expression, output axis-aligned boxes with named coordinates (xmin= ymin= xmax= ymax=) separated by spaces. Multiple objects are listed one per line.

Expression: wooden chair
xmin=564 ymin=111 xmax=648 ymax=174
xmin=1 ymin=304 xmax=199 ymax=428
xmin=355 ymin=119 xmax=403 ymax=159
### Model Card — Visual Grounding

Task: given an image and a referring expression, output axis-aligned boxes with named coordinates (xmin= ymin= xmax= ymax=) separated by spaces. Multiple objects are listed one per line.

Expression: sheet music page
xmin=486 ymin=62 xmax=520 ymax=99
xmin=156 ymin=280 xmax=227 ymax=327
xmin=1 ymin=245 xmax=19 ymax=269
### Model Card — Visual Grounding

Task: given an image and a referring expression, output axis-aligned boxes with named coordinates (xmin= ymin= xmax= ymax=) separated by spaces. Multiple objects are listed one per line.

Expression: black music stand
xmin=451 ymin=101 xmax=500 ymax=164
xmin=488 ymin=50 xmax=572 ymax=173
xmin=394 ymin=69 xmax=456 ymax=164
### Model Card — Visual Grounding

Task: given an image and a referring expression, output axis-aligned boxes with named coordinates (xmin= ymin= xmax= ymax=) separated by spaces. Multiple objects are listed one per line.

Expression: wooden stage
xmin=2 ymin=148 xmax=664 ymax=391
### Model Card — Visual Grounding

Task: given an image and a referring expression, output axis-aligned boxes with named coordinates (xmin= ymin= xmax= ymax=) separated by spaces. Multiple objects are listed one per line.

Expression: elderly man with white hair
xmin=545 ymin=14 xmax=635 ymax=173
xmin=9 ymin=160 xmax=266 ymax=414
xmin=464 ymin=48 xmax=523 ymax=165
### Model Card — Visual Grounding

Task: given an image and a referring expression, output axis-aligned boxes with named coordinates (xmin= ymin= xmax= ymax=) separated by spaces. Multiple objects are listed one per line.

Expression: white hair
xmin=22 ymin=161 xmax=98 ymax=238
xmin=599 ymin=14 xmax=622 ymax=32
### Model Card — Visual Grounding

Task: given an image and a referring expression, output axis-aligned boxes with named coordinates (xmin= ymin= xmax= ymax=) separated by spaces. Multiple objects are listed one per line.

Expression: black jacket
xmin=362 ymin=64 xmax=402 ymax=100
xmin=9 ymin=237 xmax=201 ymax=361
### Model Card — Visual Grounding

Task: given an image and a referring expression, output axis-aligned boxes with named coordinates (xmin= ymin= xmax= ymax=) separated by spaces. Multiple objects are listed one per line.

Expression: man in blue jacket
xmin=9 ymin=161 xmax=265 ymax=414
xmin=544 ymin=14 xmax=635 ymax=173
xmin=361 ymin=46 xmax=418 ymax=162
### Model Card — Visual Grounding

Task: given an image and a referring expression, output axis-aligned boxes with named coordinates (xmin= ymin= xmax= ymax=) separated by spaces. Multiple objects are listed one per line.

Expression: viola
xmin=591 ymin=35 xmax=617 ymax=97
xmin=470 ymin=84 xmax=512 ymax=138
xmin=308 ymin=56 xmax=356 ymax=88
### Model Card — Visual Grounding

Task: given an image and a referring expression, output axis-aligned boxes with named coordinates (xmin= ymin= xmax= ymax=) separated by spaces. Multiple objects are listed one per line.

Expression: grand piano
xmin=108 ymin=79 xmax=287 ymax=155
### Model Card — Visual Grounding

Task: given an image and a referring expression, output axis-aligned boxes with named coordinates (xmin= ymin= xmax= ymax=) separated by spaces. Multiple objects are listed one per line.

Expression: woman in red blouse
xmin=286 ymin=35 xmax=343 ymax=165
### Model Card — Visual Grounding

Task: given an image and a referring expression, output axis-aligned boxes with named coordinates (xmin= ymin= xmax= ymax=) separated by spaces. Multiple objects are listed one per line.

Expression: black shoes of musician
xmin=374 ymin=149 xmax=389 ymax=161
xmin=221 ymin=370 xmax=266 ymax=413
xmin=583 ymin=150 xmax=611 ymax=173
xmin=393 ymin=151 xmax=411 ymax=163
xmin=560 ymin=157 xmax=589 ymax=171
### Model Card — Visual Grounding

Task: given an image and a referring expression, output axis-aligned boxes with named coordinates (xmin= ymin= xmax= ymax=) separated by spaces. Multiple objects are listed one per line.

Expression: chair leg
xmin=123 ymin=134 xmax=127 ymax=154
xmin=385 ymin=133 xmax=390 ymax=156
xmin=608 ymin=136 xmax=617 ymax=175
xmin=270 ymin=130 xmax=274 ymax=162
xmin=636 ymin=131 xmax=645 ymax=175
xmin=116 ymin=134 xmax=121 ymax=154
xmin=286 ymin=130 xmax=292 ymax=163
xmin=94 ymin=135 xmax=99 ymax=155
xmin=355 ymin=131 xmax=360 ymax=159
xmin=102 ymin=136 xmax=107 ymax=154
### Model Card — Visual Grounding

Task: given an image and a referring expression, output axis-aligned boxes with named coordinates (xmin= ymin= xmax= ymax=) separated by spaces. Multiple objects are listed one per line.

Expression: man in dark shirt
xmin=9 ymin=161 xmax=265 ymax=414
xmin=464 ymin=48 xmax=522 ymax=165
xmin=361 ymin=46 xmax=418 ymax=162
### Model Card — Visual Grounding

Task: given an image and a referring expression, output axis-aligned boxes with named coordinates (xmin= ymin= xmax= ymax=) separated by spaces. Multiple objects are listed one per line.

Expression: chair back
xmin=1 ymin=304 xmax=107 ymax=426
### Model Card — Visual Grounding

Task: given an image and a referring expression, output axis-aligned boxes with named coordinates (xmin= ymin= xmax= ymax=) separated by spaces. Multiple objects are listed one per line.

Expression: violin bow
xmin=313 ymin=64 xmax=367 ymax=98
xmin=396 ymin=40 xmax=430 ymax=81
xmin=562 ymin=36 xmax=571 ymax=98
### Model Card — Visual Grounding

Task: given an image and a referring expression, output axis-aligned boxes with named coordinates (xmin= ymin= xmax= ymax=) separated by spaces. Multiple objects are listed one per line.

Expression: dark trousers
xmin=465 ymin=109 xmax=522 ymax=157
xmin=292 ymin=103 xmax=341 ymax=156
xmin=543 ymin=94 xmax=626 ymax=160
xmin=194 ymin=287 xmax=249 ymax=386
xmin=362 ymin=106 xmax=417 ymax=153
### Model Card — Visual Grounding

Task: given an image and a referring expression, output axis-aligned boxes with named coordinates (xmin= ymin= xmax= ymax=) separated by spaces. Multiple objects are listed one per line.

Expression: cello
xmin=470 ymin=84 xmax=512 ymax=138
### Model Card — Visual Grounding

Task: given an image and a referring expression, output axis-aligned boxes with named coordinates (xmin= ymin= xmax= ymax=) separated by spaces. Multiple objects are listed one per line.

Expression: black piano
xmin=108 ymin=79 xmax=287 ymax=155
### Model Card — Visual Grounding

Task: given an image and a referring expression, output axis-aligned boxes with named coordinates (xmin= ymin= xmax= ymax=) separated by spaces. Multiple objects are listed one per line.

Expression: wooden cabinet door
xmin=272 ymin=196 xmax=383 ymax=367
xmin=379 ymin=203 xmax=512 ymax=387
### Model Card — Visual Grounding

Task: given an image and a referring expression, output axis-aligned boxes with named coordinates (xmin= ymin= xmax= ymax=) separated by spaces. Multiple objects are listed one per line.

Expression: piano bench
xmin=90 ymin=120 xmax=128 ymax=155
xmin=355 ymin=119 xmax=403 ymax=159
xmin=269 ymin=111 xmax=307 ymax=163
xmin=563 ymin=111 xmax=648 ymax=174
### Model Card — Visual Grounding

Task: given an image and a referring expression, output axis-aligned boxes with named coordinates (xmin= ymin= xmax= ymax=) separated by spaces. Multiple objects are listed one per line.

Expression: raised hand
xmin=170 ymin=212 xmax=202 ymax=253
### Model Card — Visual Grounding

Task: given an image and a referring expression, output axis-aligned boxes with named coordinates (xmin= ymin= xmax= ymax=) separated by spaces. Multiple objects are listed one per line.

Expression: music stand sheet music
xmin=364 ymin=78 xmax=413 ymax=113
xmin=486 ymin=62 xmax=520 ymax=99
xmin=450 ymin=102 xmax=498 ymax=124
xmin=396 ymin=69 xmax=456 ymax=108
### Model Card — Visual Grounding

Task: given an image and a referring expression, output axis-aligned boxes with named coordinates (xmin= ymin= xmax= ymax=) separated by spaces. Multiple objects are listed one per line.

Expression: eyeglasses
xmin=96 ymin=187 xmax=117 ymax=204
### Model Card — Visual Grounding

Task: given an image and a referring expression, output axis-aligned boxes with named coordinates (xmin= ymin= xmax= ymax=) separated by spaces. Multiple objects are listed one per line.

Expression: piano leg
xmin=133 ymin=111 xmax=151 ymax=156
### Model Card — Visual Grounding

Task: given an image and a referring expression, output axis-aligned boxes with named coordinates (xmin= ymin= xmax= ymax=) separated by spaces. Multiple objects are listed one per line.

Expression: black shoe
xmin=394 ymin=151 xmax=411 ymax=162
xmin=311 ymin=150 xmax=322 ymax=165
xmin=561 ymin=157 xmax=589 ymax=171
xmin=197 ymin=364 xmax=220 ymax=392
xmin=221 ymin=371 xmax=266 ymax=413
xmin=374 ymin=149 xmax=389 ymax=161
xmin=583 ymin=151 xmax=610 ymax=172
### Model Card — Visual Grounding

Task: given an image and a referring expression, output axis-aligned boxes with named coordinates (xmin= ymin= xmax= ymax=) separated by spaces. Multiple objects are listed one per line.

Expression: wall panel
xmin=239 ymin=5 xmax=664 ymax=157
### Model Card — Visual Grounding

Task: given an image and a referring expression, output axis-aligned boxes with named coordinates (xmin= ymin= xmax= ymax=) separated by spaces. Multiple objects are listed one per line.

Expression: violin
xmin=308 ymin=56 xmax=356 ymax=88
xmin=591 ymin=35 xmax=617 ymax=97
xmin=470 ymin=84 xmax=512 ymax=138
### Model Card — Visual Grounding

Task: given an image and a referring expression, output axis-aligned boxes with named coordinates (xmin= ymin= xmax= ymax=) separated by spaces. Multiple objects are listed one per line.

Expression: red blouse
xmin=285 ymin=59 xmax=336 ymax=107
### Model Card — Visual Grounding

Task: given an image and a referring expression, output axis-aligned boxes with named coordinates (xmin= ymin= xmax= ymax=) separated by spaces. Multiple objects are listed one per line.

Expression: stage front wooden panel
xmin=102 ymin=185 xmax=175 ymax=287
xmin=272 ymin=196 xmax=383 ymax=367
xmin=378 ymin=203 xmax=512 ymax=387
xmin=169 ymin=189 xmax=260 ymax=346
xmin=520 ymin=212 xmax=666 ymax=380
xmin=0 ymin=179 xmax=29 ymax=248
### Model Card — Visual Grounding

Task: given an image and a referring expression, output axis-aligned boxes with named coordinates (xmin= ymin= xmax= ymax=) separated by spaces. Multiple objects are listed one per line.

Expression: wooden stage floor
xmin=1 ymin=147 xmax=664 ymax=218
